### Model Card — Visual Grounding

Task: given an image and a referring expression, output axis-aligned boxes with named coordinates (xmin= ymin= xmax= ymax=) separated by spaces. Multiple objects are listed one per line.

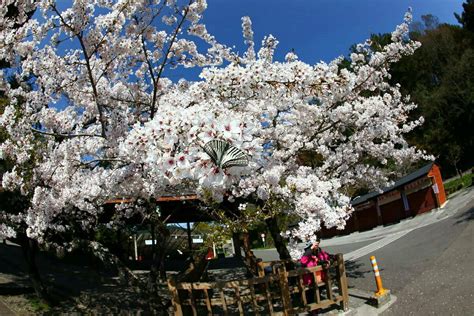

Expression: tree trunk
xmin=85 ymin=240 xmax=143 ymax=288
xmin=158 ymin=249 xmax=167 ymax=280
xmin=175 ymin=251 xmax=209 ymax=283
xmin=85 ymin=240 xmax=168 ymax=310
xmin=265 ymin=216 xmax=291 ymax=260
xmin=232 ymin=232 xmax=242 ymax=258
xmin=148 ymin=221 xmax=169 ymax=291
xmin=148 ymin=246 xmax=167 ymax=291
xmin=148 ymin=223 xmax=159 ymax=292
xmin=454 ymin=162 xmax=463 ymax=179
xmin=241 ymin=232 xmax=251 ymax=256
xmin=240 ymin=232 xmax=260 ymax=276
xmin=19 ymin=234 xmax=50 ymax=303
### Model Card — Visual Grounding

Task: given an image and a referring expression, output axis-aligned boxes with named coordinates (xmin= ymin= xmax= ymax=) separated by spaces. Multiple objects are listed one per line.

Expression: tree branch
xmin=150 ymin=2 xmax=191 ymax=119
xmin=51 ymin=5 xmax=107 ymax=138
xmin=31 ymin=127 xmax=102 ymax=138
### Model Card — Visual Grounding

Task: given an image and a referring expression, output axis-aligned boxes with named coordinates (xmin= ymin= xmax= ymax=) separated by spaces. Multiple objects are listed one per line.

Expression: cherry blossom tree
xmin=0 ymin=0 xmax=232 ymax=301
xmin=119 ymin=10 xmax=431 ymax=258
xmin=1 ymin=0 xmax=430 ymax=302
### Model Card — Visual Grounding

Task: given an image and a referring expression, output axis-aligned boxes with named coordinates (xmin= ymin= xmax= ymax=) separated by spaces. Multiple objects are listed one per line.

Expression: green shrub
xmin=444 ymin=173 xmax=474 ymax=196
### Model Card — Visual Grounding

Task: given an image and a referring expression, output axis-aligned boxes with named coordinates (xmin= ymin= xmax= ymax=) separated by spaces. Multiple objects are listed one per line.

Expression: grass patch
xmin=444 ymin=173 xmax=473 ymax=196
xmin=27 ymin=296 xmax=51 ymax=313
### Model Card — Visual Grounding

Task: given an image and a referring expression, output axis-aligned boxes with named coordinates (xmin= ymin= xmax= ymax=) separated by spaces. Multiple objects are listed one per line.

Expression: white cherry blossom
xmin=0 ymin=2 xmax=429 ymax=258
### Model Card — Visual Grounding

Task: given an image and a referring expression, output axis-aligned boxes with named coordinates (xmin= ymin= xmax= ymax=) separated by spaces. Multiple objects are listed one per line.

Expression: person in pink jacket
xmin=300 ymin=239 xmax=331 ymax=285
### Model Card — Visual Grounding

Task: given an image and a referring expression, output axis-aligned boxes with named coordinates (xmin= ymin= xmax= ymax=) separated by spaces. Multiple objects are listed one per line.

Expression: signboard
xmin=377 ymin=190 xmax=401 ymax=206
xmin=405 ymin=177 xmax=432 ymax=195
xmin=354 ymin=200 xmax=375 ymax=211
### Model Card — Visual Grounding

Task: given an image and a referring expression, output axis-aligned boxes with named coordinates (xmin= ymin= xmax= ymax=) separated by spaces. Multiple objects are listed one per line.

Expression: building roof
xmin=351 ymin=162 xmax=434 ymax=206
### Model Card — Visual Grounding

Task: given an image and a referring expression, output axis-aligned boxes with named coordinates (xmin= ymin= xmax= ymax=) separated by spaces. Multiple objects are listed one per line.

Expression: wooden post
xmin=297 ymin=274 xmax=307 ymax=306
xmin=400 ymin=189 xmax=411 ymax=217
xmin=249 ymin=280 xmax=260 ymax=315
xmin=186 ymin=222 xmax=192 ymax=252
xmin=188 ymin=288 xmax=197 ymax=316
xmin=375 ymin=200 xmax=383 ymax=226
xmin=353 ymin=211 xmax=360 ymax=232
xmin=167 ymin=276 xmax=183 ymax=316
xmin=257 ymin=261 xmax=265 ymax=277
xmin=315 ymin=281 xmax=321 ymax=304
xmin=203 ymin=289 xmax=212 ymax=314
xmin=264 ymin=281 xmax=274 ymax=314
xmin=234 ymin=286 xmax=244 ymax=314
xmin=278 ymin=265 xmax=292 ymax=315
xmin=336 ymin=254 xmax=349 ymax=311
xmin=219 ymin=286 xmax=228 ymax=315
xmin=325 ymin=268 xmax=334 ymax=302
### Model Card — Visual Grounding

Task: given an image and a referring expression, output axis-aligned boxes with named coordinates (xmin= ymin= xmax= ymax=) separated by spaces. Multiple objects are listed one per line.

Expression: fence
xmin=167 ymin=253 xmax=349 ymax=315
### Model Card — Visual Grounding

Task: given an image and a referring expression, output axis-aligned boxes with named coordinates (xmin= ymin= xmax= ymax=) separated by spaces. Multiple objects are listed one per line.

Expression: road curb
xmin=322 ymin=288 xmax=397 ymax=315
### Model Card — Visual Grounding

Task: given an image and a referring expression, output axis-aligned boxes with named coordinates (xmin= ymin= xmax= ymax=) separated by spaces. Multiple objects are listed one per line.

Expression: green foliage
xmin=455 ymin=0 xmax=474 ymax=32
xmin=444 ymin=172 xmax=473 ymax=196
xmin=192 ymin=222 xmax=231 ymax=246
xmin=26 ymin=296 xmax=51 ymax=313
xmin=359 ymin=6 xmax=474 ymax=178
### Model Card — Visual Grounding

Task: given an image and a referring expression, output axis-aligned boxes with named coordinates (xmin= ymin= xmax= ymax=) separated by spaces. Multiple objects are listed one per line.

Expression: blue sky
xmin=200 ymin=0 xmax=463 ymax=64
xmin=32 ymin=1 xmax=466 ymax=86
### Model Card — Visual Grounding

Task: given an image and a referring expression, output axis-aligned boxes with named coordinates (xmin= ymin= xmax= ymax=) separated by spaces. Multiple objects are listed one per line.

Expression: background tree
xmin=455 ymin=0 xmax=474 ymax=32
xmin=350 ymin=5 xmax=474 ymax=178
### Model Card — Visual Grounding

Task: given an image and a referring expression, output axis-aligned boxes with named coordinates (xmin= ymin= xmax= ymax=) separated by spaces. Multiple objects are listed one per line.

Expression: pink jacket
xmin=316 ymin=249 xmax=330 ymax=262
xmin=300 ymin=249 xmax=330 ymax=285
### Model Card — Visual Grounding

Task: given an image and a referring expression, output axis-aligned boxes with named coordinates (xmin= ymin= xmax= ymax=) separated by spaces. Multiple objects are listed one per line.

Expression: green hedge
xmin=444 ymin=173 xmax=473 ymax=196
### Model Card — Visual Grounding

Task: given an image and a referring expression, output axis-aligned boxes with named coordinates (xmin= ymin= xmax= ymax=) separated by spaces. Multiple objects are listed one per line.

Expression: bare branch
xmin=51 ymin=5 xmax=107 ymax=138
xmin=150 ymin=2 xmax=191 ymax=119
xmin=31 ymin=127 xmax=102 ymax=138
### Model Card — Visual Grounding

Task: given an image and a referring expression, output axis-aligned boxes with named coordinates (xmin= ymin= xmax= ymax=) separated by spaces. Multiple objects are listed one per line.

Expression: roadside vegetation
xmin=444 ymin=171 xmax=474 ymax=196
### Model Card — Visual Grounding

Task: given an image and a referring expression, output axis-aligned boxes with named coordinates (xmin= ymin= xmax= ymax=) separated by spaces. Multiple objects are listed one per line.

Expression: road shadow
xmin=0 ymin=244 xmax=28 ymax=276
xmin=0 ymin=244 xmax=34 ymax=298
xmin=0 ymin=243 xmax=167 ymax=314
xmin=0 ymin=282 xmax=34 ymax=296
xmin=344 ymin=260 xmax=372 ymax=279
xmin=454 ymin=206 xmax=474 ymax=224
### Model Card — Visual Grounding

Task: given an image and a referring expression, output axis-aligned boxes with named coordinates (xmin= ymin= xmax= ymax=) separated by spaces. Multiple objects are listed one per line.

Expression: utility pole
xmin=133 ymin=234 xmax=138 ymax=261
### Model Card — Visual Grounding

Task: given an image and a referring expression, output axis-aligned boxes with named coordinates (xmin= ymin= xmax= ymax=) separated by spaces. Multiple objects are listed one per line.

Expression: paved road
xmin=253 ymin=187 xmax=474 ymax=314
xmin=382 ymin=210 xmax=474 ymax=315
xmin=338 ymin=188 xmax=474 ymax=315
xmin=255 ymin=187 xmax=473 ymax=260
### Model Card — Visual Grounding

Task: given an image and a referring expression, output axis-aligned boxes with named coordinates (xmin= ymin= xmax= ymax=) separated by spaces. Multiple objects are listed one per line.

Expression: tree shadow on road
xmin=0 ymin=282 xmax=34 ymax=296
xmin=454 ymin=207 xmax=474 ymax=225
xmin=0 ymin=243 xmax=165 ymax=314
xmin=0 ymin=244 xmax=33 ymax=296
xmin=344 ymin=260 xmax=372 ymax=279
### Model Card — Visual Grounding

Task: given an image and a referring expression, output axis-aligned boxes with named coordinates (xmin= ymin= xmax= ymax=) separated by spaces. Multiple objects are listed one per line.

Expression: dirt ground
xmin=0 ymin=243 xmax=173 ymax=315
xmin=0 ymin=243 xmax=249 ymax=315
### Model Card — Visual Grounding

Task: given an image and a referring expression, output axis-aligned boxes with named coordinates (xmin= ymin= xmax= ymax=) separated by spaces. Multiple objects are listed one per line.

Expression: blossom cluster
xmin=0 ymin=1 xmax=429 ymax=256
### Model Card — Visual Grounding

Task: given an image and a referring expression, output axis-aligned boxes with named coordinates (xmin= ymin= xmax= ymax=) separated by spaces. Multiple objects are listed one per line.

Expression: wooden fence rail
xmin=167 ymin=253 xmax=349 ymax=315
